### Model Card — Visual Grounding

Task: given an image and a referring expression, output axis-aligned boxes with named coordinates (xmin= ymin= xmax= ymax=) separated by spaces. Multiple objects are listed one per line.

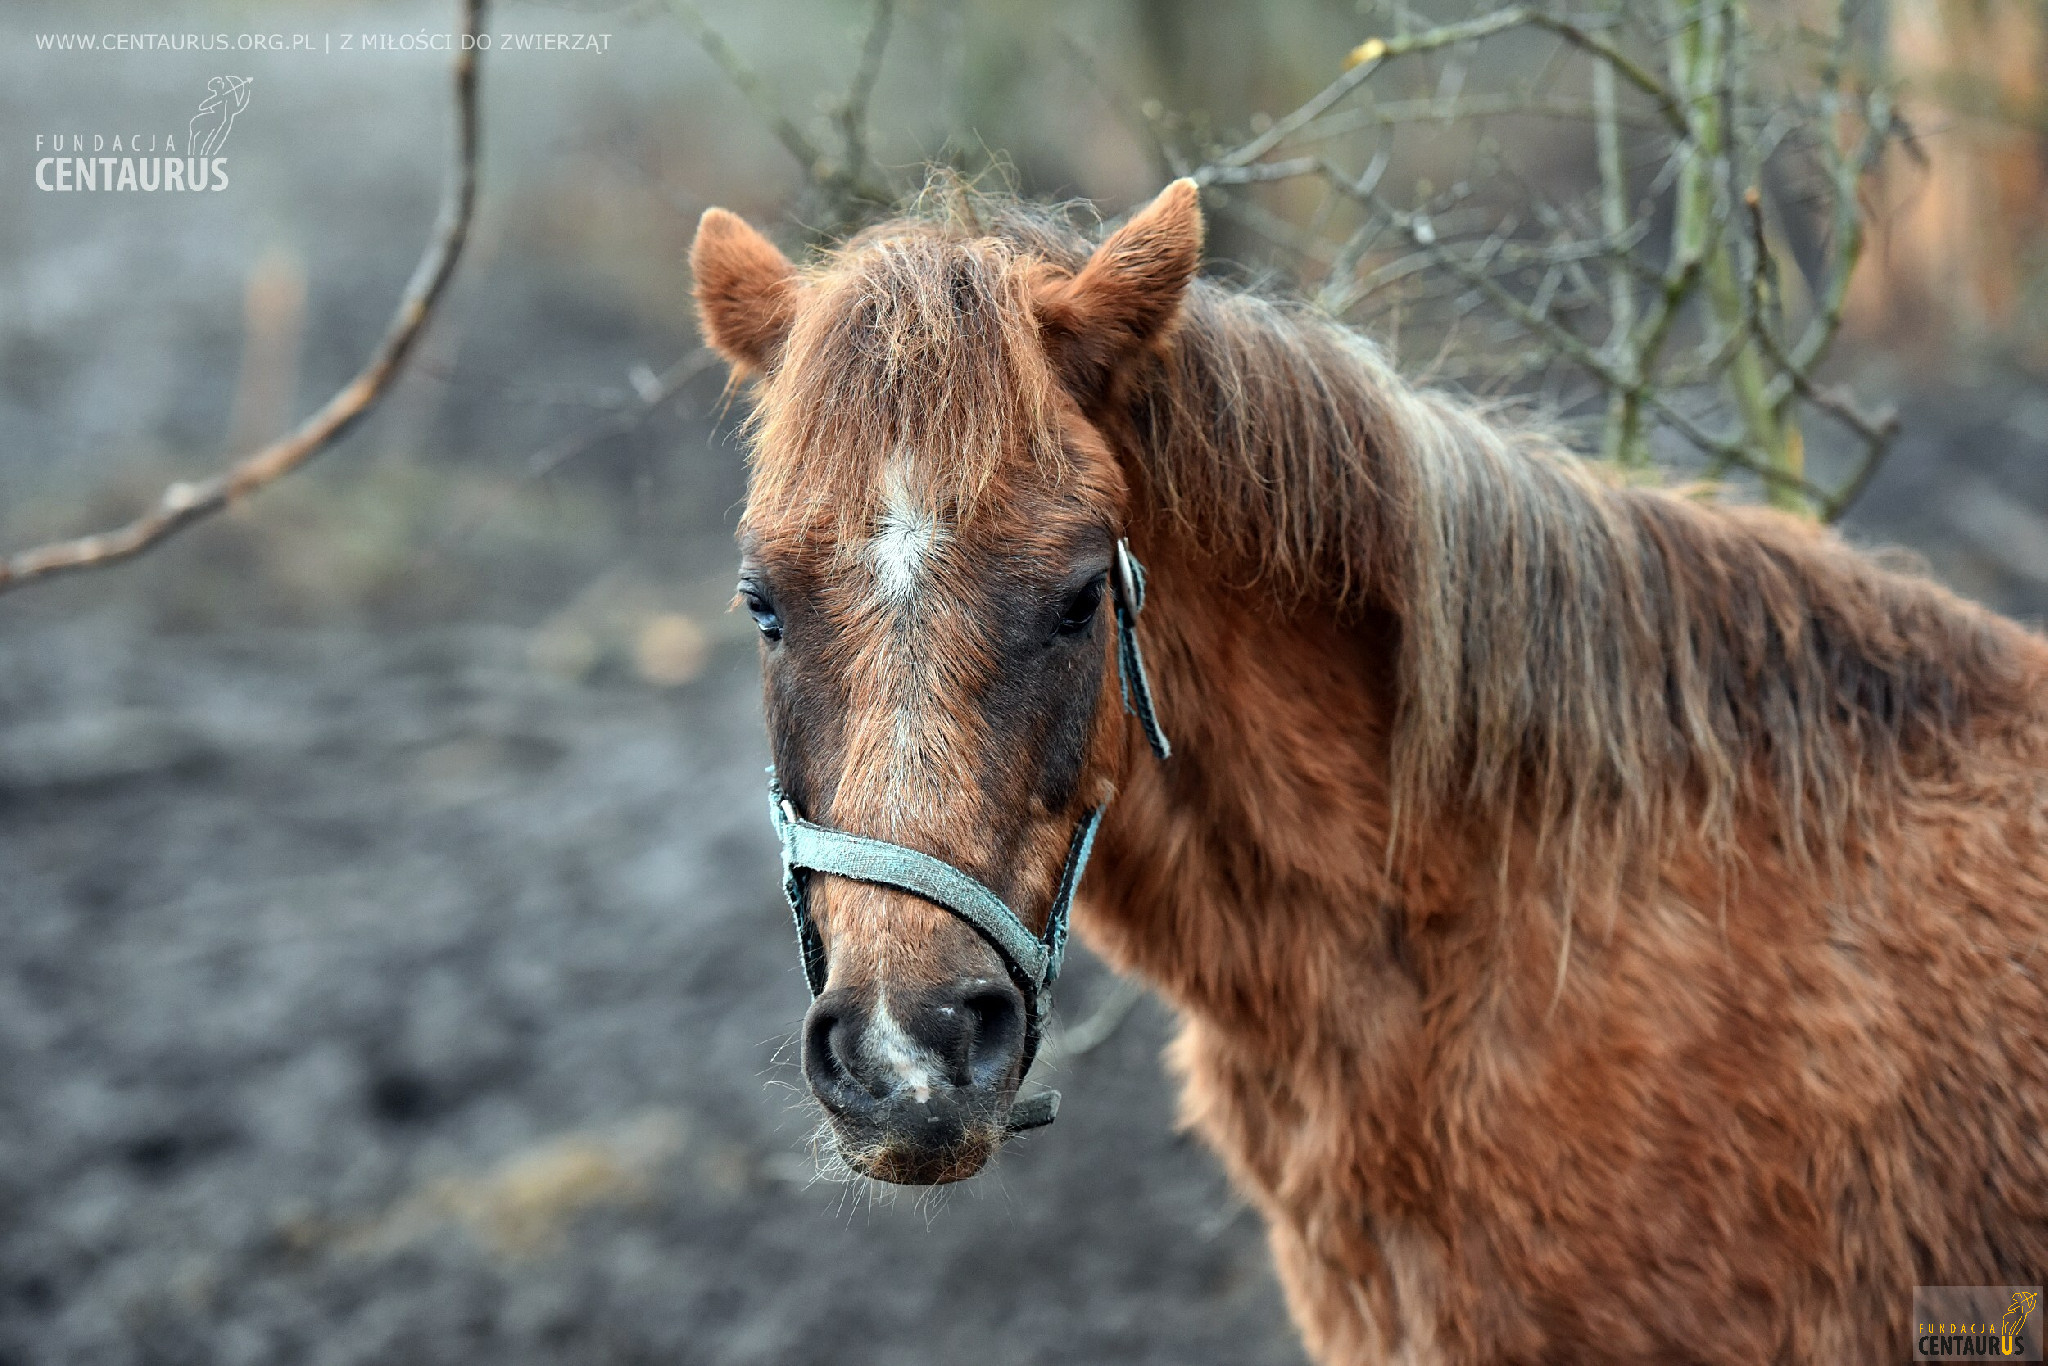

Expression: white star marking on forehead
xmin=866 ymin=459 xmax=941 ymax=608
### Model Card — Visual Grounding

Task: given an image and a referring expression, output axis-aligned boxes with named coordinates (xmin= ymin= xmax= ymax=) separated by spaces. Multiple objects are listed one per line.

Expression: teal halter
xmin=767 ymin=538 xmax=1171 ymax=1132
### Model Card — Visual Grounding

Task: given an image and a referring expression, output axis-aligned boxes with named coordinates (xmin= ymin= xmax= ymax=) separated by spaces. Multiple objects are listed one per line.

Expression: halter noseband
xmin=767 ymin=538 xmax=1171 ymax=1133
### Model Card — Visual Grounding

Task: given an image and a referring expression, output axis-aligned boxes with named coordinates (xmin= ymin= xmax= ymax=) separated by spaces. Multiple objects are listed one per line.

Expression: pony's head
xmin=692 ymin=182 xmax=1202 ymax=1184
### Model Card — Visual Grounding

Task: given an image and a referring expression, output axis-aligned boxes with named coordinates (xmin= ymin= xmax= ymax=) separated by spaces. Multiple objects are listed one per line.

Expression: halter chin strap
xmin=767 ymin=538 xmax=1170 ymax=1133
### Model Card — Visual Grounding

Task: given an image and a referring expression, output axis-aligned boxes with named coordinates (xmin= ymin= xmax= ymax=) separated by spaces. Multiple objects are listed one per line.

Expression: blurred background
xmin=1 ymin=1 xmax=2043 ymax=1362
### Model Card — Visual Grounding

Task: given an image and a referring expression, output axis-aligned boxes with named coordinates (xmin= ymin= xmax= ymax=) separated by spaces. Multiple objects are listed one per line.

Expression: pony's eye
xmin=740 ymin=586 xmax=782 ymax=642
xmin=1055 ymin=576 xmax=1106 ymax=637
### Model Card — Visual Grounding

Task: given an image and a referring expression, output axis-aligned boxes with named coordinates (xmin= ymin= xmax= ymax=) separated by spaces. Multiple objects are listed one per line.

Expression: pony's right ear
xmin=691 ymin=208 xmax=799 ymax=375
xmin=1034 ymin=178 xmax=1204 ymax=407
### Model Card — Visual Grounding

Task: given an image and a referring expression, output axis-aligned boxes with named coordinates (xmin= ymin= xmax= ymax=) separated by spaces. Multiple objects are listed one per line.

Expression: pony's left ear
xmin=1034 ymin=178 xmax=1204 ymax=406
xmin=692 ymin=207 xmax=800 ymax=376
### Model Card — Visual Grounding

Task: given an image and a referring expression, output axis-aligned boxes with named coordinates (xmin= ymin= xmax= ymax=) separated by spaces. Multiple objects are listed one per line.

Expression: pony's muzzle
xmin=801 ymin=979 xmax=1026 ymax=1184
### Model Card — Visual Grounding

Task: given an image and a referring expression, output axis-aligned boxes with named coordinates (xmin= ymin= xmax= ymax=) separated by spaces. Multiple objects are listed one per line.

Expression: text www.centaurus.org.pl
xmin=34 ymin=32 xmax=612 ymax=54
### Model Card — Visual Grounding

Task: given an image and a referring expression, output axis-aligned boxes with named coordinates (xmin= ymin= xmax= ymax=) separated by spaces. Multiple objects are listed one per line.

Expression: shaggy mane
xmin=749 ymin=191 xmax=2029 ymax=886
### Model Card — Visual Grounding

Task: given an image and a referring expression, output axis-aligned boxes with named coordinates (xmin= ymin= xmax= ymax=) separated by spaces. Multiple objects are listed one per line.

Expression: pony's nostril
xmin=802 ymin=995 xmax=877 ymax=1112
xmin=960 ymin=985 xmax=1025 ymax=1088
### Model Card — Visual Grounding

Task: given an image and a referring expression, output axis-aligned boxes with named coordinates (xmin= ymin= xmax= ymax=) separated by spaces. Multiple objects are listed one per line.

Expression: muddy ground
xmin=0 ymin=617 xmax=1306 ymax=1366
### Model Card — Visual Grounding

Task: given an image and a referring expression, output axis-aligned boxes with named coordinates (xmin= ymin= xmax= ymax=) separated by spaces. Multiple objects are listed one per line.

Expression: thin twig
xmin=1217 ymin=7 xmax=1537 ymax=169
xmin=1742 ymin=193 xmax=1895 ymax=448
xmin=671 ymin=0 xmax=893 ymax=230
xmin=426 ymin=349 xmax=721 ymax=557
xmin=0 ymin=0 xmax=486 ymax=594
xmin=1347 ymin=175 xmax=1830 ymax=503
xmin=667 ymin=0 xmax=825 ymax=179
xmin=1174 ymin=0 xmax=1896 ymax=516
xmin=1522 ymin=11 xmax=1691 ymax=136
xmin=1317 ymin=149 xmax=1392 ymax=312
xmin=826 ymin=0 xmax=898 ymax=216
xmin=1213 ymin=5 xmax=1691 ymax=170
xmin=836 ymin=0 xmax=896 ymax=190
xmin=1739 ymin=191 xmax=1897 ymax=520
xmin=1057 ymin=30 xmax=1193 ymax=180
xmin=1194 ymin=156 xmax=1324 ymax=187
xmin=1784 ymin=88 xmax=1889 ymax=378
xmin=1593 ymin=44 xmax=1637 ymax=461
xmin=1288 ymin=93 xmax=1670 ymax=148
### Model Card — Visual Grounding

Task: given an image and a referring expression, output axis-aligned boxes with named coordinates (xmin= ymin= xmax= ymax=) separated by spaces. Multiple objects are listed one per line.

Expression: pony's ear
xmin=1035 ymin=178 xmax=1203 ymax=405
xmin=691 ymin=208 xmax=799 ymax=374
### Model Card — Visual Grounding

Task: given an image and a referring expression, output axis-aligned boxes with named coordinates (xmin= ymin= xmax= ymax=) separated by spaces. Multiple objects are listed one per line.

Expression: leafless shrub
xmin=1134 ymin=0 xmax=1908 ymax=519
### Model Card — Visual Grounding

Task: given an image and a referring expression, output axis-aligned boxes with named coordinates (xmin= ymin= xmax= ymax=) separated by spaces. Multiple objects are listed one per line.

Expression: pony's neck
xmin=1075 ymin=285 xmax=1501 ymax=1034
xmin=1079 ymin=277 xmax=2030 ymax=1043
xmin=1080 ymin=559 xmax=1433 ymax=1042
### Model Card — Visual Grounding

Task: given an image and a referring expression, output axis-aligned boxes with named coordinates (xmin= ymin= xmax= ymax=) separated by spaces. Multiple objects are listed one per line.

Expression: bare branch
xmin=1643 ymin=391 xmax=1832 ymax=504
xmin=433 ymin=349 xmax=722 ymax=554
xmin=1171 ymin=0 xmax=1896 ymax=518
xmin=1783 ymin=86 xmax=1889 ymax=377
xmin=1317 ymin=150 xmax=1392 ymax=313
xmin=1194 ymin=156 xmax=1323 ymax=187
xmin=1057 ymin=31 xmax=1192 ymax=180
xmin=1288 ymin=93 xmax=1670 ymax=148
xmin=1206 ymin=187 xmax=1343 ymax=265
xmin=1521 ymin=11 xmax=1691 ymax=136
xmin=1217 ymin=7 xmax=1539 ymax=169
xmin=1336 ymin=177 xmax=1622 ymax=380
xmin=1331 ymin=171 xmax=1836 ymax=501
xmin=0 ymin=0 xmax=486 ymax=595
xmin=834 ymin=0 xmax=896 ymax=199
xmin=1593 ymin=48 xmax=1637 ymax=461
xmin=670 ymin=0 xmax=900 ymax=229
xmin=1737 ymin=191 xmax=1897 ymax=520
xmin=667 ymin=0 xmax=827 ymax=179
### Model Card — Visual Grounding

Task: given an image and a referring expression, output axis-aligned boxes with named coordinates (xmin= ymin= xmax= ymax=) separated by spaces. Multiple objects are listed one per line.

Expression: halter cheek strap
xmin=1112 ymin=539 xmax=1172 ymax=763
xmin=767 ymin=538 xmax=1170 ymax=1133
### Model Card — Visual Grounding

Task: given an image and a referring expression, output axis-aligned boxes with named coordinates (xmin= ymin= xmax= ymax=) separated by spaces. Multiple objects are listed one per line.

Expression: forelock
xmin=743 ymin=226 xmax=1071 ymax=548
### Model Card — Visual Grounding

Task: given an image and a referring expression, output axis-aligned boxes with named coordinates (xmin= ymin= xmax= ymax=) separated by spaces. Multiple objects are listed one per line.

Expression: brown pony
xmin=691 ymin=179 xmax=2048 ymax=1363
